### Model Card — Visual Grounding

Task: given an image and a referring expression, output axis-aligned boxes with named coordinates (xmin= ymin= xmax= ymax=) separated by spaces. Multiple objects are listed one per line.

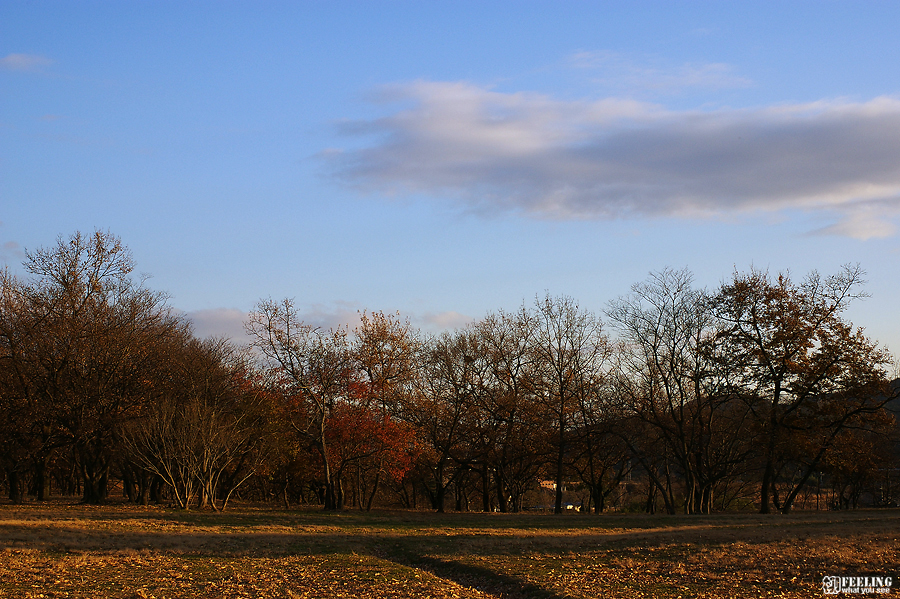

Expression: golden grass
xmin=0 ymin=501 xmax=897 ymax=598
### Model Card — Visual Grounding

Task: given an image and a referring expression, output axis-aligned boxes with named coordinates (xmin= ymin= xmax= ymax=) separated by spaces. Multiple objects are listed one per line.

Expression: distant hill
xmin=885 ymin=378 xmax=900 ymax=416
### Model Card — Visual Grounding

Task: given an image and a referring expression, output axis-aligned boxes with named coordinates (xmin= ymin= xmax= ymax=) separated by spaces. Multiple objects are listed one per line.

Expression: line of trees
xmin=2 ymin=232 xmax=897 ymax=514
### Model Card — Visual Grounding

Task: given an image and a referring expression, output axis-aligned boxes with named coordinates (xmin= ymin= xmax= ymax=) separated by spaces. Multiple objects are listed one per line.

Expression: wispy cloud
xmin=0 ymin=240 xmax=24 ymax=265
xmin=420 ymin=311 xmax=474 ymax=331
xmin=184 ymin=308 xmax=251 ymax=343
xmin=568 ymin=51 xmax=752 ymax=93
xmin=0 ymin=53 xmax=53 ymax=72
xmin=327 ymin=81 xmax=900 ymax=238
xmin=184 ymin=303 xmax=474 ymax=345
xmin=810 ymin=198 xmax=900 ymax=240
xmin=183 ymin=304 xmax=362 ymax=346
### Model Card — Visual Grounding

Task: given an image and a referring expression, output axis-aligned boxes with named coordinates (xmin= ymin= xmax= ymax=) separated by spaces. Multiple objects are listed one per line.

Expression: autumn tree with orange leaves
xmin=350 ymin=311 xmax=420 ymax=508
xmin=713 ymin=265 xmax=895 ymax=514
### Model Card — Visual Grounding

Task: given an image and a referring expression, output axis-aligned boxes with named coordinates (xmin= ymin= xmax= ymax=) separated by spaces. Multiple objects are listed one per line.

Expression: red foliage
xmin=326 ymin=402 xmax=417 ymax=484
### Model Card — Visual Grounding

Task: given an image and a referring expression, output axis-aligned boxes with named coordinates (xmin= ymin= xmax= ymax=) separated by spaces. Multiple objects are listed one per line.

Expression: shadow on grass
xmin=378 ymin=540 xmax=570 ymax=599
xmin=3 ymin=508 xmax=900 ymax=557
xmin=3 ymin=506 xmax=900 ymax=598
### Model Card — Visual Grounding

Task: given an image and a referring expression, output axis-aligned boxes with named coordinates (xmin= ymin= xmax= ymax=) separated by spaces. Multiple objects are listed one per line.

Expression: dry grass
xmin=0 ymin=501 xmax=897 ymax=598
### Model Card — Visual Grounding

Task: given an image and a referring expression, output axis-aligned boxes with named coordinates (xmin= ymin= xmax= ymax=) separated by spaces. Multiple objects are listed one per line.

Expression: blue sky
xmin=3 ymin=2 xmax=899 ymax=358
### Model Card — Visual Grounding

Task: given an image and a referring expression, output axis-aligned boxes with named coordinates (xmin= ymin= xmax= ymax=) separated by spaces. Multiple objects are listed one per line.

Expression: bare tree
xmin=570 ymin=383 xmax=634 ymax=514
xmin=6 ymin=231 xmax=186 ymax=503
xmin=529 ymin=294 xmax=610 ymax=514
xmin=473 ymin=309 xmax=545 ymax=512
xmin=608 ymin=268 xmax=754 ymax=514
xmin=124 ymin=339 xmax=267 ymax=510
xmin=245 ymin=298 xmax=351 ymax=510
xmin=0 ymin=268 xmax=41 ymax=502
xmin=409 ymin=329 xmax=485 ymax=512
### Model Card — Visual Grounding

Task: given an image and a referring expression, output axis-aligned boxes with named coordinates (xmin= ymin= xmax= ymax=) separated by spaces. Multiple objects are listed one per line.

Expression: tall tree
xmin=350 ymin=310 xmax=419 ymax=508
xmin=410 ymin=329 xmax=484 ymax=512
xmin=474 ymin=310 xmax=544 ymax=513
xmin=245 ymin=298 xmax=351 ymax=510
xmin=529 ymin=294 xmax=610 ymax=514
xmin=353 ymin=310 xmax=418 ymax=415
xmin=0 ymin=268 xmax=42 ymax=502
xmin=714 ymin=265 xmax=894 ymax=513
xmin=608 ymin=269 xmax=754 ymax=514
xmin=5 ymin=231 xmax=186 ymax=503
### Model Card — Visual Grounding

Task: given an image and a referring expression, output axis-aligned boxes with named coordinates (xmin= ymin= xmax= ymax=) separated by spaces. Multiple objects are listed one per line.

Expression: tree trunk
xmin=81 ymin=461 xmax=109 ymax=504
xmin=645 ymin=481 xmax=656 ymax=514
xmin=481 ymin=466 xmax=491 ymax=512
xmin=335 ymin=475 xmax=345 ymax=510
xmin=318 ymin=420 xmax=337 ymax=510
xmin=554 ymin=411 xmax=565 ymax=514
xmin=150 ymin=474 xmax=163 ymax=504
xmin=365 ymin=470 xmax=380 ymax=511
xmin=760 ymin=384 xmax=782 ymax=514
xmin=139 ymin=470 xmax=151 ymax=506
xmin=434 ymin=458 xmax=448 ymax=513
xmin=34 ymin=455 xmax=51 ymax=501
xmin=495 ymin=469 xmax=508 ymax=513
xmin=7 ymin=470 xmax=25 ymax=503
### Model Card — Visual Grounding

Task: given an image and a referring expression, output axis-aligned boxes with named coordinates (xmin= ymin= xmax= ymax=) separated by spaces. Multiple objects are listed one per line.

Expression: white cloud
xmin=183 ymin=303 xmax=475 ymax=346
xmin=184 ymin=308 xmax=251 ymax=343
xmin=0 ymin=240 xmax=24 ymax=265
xmin=568 ymin=51 xmax=753 ymax=93
xmin=0 ymin=53 xmax=53 ymax=71
xmin=327 ymin=82 xmax=900 ymax=237
xmin=419 ymin=311 xmax=474 ymax=331
xmin=811 ymin=199 xmax=900 ymax=240
xmin=294 ymin=301 xmax=364 ymax=332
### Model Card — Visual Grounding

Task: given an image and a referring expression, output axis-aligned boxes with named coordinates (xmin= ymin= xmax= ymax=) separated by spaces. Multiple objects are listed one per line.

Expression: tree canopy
xmin=2 ymin=232 xmax=897 ymax=514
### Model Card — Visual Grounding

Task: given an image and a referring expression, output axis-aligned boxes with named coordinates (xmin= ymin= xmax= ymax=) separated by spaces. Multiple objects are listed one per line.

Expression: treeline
xmin=1 ymin=231 xmax=898 ymax=514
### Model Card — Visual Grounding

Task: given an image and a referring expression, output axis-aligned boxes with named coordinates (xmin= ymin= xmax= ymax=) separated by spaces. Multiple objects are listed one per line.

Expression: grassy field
xmin=0 ymin=501 xmax=897 ymax=598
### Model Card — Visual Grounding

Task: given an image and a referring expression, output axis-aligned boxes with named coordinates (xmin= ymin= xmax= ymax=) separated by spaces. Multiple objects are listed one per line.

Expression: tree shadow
xmin=376 ymin=538 xmax=573 ymax=599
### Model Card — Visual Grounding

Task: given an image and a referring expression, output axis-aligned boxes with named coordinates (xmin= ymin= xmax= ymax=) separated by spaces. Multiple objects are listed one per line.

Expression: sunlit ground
xmin=0 ymin=500 xmax=897 ymax=598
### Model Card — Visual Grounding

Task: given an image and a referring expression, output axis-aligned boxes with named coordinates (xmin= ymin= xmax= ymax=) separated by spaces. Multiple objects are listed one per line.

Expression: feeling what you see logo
xmin=823 ymin=575 xmax=893 ymax=594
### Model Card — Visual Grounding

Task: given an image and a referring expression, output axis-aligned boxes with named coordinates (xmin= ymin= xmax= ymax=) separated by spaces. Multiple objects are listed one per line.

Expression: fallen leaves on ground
xmin=0 ymin=502 xmax=897 ymax=599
